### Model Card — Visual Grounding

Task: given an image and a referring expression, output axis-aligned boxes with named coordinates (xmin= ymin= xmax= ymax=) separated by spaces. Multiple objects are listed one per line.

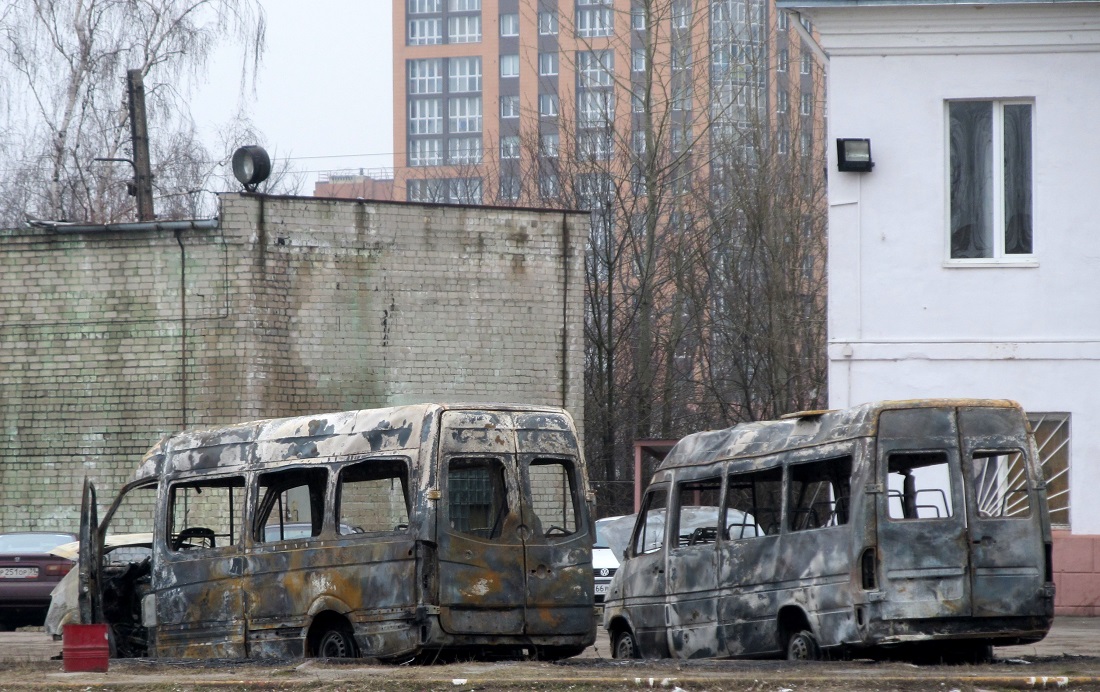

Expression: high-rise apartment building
xmin=391 ymin=0 xmax=823 ymax=205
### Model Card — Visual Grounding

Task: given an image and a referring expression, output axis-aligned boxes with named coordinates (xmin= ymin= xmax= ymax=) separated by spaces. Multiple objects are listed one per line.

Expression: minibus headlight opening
xmin=861 ymin=547 xmax=877 ymax=590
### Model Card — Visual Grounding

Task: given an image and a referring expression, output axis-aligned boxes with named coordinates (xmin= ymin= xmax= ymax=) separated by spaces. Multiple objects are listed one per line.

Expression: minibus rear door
xmin=958 ymin=406 xmax=1048 ymax=618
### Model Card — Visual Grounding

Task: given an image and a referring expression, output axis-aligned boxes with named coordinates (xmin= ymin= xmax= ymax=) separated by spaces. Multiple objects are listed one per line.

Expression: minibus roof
xmin=133 ymin=402 xmax=571 ymax=480
xmin=658 ymin=398 xmax=1021 ymax=470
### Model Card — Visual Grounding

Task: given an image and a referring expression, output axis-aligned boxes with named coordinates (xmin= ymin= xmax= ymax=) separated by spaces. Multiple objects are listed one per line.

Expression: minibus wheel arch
xmin=307 ymin=611 xmax=358 ymax=659
xmin=777 ymin=606 xmax=818 ymax=660
xmin=607 ymin=617 xmax=639 ymax=659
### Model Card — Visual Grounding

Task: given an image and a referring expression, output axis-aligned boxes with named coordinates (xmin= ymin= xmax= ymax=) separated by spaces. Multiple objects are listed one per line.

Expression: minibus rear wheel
xmin=316 ymin=628 xmax=357 ymax=658
xmin=786 ymin=630 xmax=820 ymax=661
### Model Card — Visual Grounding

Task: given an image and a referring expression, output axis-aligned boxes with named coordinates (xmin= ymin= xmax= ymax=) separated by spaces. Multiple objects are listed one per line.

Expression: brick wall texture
xmin=0 ymin=194 xmax=586 ymax=532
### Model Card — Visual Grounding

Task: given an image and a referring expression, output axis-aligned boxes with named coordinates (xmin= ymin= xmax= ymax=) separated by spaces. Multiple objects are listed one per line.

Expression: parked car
xmin=593 ymin=516 xmax=628 ymax=603
xmin=0 ymin=532 xmax=77 ymax=630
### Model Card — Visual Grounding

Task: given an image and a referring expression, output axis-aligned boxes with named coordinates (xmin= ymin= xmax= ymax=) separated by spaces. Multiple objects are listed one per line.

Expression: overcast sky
xmin=190 ymin=1 xmax=395 ymax=189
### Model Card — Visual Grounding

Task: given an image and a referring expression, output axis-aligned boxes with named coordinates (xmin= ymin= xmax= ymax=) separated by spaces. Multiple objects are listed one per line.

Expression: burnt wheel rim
xmin=788 ymin=633 xmax=814 ymax=660
xmin=614 ymin=633 xmax=635 ymax=659
xmin=318 ymin=630 xmax=353 ymax=658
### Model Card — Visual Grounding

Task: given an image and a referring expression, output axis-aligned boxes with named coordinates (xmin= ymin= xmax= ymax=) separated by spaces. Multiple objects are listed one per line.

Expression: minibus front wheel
xmin=611 ymin=628 xmax=639 ymax=659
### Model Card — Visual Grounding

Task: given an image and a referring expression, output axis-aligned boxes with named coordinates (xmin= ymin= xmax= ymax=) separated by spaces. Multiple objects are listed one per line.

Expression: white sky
xmin=190 ymin=1 xmax=395 ymax=189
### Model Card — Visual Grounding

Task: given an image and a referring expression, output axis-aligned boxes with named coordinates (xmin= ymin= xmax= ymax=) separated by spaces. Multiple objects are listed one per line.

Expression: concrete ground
xmin=1 ymin=618 xmax=1097 ymax=690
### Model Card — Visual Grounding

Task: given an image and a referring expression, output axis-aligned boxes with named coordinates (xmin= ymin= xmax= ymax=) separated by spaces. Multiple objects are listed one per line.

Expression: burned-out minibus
xmin=603 ymin=399 xmax=1055 ymax=661
xmin=67 ymin=404 xmax=595 ymax=660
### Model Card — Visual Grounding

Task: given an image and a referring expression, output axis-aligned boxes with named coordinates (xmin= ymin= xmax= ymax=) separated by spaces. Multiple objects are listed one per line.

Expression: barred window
xmin=1029 ymin=413 xmax=1070 ymax=527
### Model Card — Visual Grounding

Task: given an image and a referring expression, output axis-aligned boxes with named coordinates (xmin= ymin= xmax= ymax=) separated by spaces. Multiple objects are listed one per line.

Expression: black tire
xmin=786 ymin=629 xmax=820 ymax=661
xmin=316 ymin=627 xmax=357 ymax=658
xmin=612 ymin=629 xmax=639 ymax=659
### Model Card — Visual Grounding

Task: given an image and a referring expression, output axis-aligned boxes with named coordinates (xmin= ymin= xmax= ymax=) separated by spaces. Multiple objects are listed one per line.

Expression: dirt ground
xmin=2 ymin=619 xmax=1099 ymax=690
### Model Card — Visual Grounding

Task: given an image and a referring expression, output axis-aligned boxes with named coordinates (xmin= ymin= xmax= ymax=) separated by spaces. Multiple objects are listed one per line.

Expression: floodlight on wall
xmin=232 ymin=145 xmax=272 ymax=191
xmin=836 ymin=138 xmax=874 ymax=173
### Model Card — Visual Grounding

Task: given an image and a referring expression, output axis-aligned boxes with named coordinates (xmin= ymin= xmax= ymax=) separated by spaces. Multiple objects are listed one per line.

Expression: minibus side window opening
xmin=337 ymin=458 xmax=411 ymax=533
xmin=168 ymin=476 xmax=246 ymax=551
xmin=971 ymin=449 xmax=1031 ymax=519
xmin=887 ymin=451 xmax=953 ymax=520
xmin=633 ymin=487 xmax=668 ymax=555
xmin=675 ymin=478 xmax=721 ymax=547
xmin=724 ymin=467 xmax=781 ymax=538
xmin=448 ymin=457 xmax=508 ymax=539
xmin=788 ymin=456 xmax=853 ymax=531
xmin=256 ymin=467 xmax=327 ymax=542
xmin=529 ymin=458 xmax=578 ymax=537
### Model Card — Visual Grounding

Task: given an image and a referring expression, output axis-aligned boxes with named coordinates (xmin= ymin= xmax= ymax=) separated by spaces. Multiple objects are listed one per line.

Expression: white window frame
xmin=500 ymin=175 xmax=520 ymax=201
xmin=448 ymin=57 xmax=482 ymax=93
xmin=578 ymin=50 xmax=613 ymax=88
xmin=539 ymin=52 xmax=559 ymax=77
xmin=576 ymin=8 xmax=613 ymax=38
xmin=945 ymin=99 xmax=1036 ymax=265
xmin=448 ymin=136 xmax=483 ymax=165
xmin=539 ymin=11 xmax=558 ymax=35
xmin=777 ymin=8 xmax=789 ymax=30
xmin=500 ymin=54 xmax=520 ymax=78
xmin=800 ymin=92 xmax=812 ymax=116
xmin=408 ymin=138 xmax=443 ymax=167
xmin=448 ymin=0 xmax=479 ymax=10
xmin=500 ymin=13 xmax=519 ymax=37
xmin=777 ymin=48 xmax=788 ymax=73
xmin=631 ymin=7 xmax=646 ymax=30
xmin=448 ymin=14 xmax=482 ymax=43
xmin=539 ymin=93 xmax=559 ymax=117
xmin=540 ymin=133 xmax=559 ymax=158
xmin=500 ymin=135 xmax=520 ymax=160
xmin=407 ymin=18 xmax=442 ymax=45
xmin=408 ymin=59 xmax=443 ymax=95
xmin=500 ymin=95 xmax=520 ymax=118
xmin=448 ymin=95 xmax=483 ymax=133
xmin=777 ymin=90 xmax=788 ymax=114
xmin=632 ymin=49 xmax=645 ymax=72
xmin=408 ymin=98 xmax=442 ymax=135
xmin=408 ymin=0 xmax=441 ymax=14
xmin=800 ymin=53 xmax=812 ymax=75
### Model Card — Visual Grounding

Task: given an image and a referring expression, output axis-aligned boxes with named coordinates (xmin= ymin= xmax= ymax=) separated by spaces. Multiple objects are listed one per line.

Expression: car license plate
xmin=0 ymin=567 xmax=38 ymax=579
xmin=594 ymin=583 xmax=608 ymax=596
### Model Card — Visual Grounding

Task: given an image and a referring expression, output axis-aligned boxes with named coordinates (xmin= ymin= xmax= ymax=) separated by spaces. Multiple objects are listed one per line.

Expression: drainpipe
xmin=175 ymin=229 xmax=188 ymax=430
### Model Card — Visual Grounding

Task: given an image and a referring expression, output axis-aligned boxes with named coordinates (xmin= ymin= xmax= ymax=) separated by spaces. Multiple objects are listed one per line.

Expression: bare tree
xmin=0 ymin=0 xmax=267 ymax=225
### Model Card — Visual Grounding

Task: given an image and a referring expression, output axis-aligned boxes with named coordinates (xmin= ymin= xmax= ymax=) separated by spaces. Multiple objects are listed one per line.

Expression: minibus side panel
xmin=958 ymin=407 xmax=1051 ymax=619
xmin=875 ymin=407 xmax=972 ymax=621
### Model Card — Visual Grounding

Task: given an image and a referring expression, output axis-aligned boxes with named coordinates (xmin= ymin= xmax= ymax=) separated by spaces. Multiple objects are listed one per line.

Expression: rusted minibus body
xmin=602 ymin=399 xmax=1054 ymax=661
xmin=75 ymin=404 xmax=595 ymax=660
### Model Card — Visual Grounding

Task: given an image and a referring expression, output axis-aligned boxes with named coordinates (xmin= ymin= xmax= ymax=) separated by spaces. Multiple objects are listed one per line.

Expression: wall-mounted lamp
xmin=836 ymin=138 xmax=874 ymax=173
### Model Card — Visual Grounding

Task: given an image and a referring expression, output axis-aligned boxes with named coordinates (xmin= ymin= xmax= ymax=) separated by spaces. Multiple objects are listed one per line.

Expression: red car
xmin=0 ymin=532 xmax=76 ymax=630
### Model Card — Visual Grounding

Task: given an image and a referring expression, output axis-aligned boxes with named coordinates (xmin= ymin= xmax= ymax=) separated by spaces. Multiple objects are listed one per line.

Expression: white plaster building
xmin=778 ymin=0 xmax=1100 ymax=614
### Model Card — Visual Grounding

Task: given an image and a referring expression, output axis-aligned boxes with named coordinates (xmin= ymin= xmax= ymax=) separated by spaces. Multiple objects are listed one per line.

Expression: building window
xmin=949 ymin=100 xmax=1033 ymax=260
xmin=448 ymin=96 xmax=482 ymax=133
xmin=631 ymin=6 xmax=646 ymax=30
xmin=409 ymin=0 xmax=441 ymax=13
xmin=800 ymin=92 xmax=812 ymax=116
xmin=777 ymin=8 xmax=788 ymax=29
xmin=500 ymin=95 xmax=519 ymax=118
xmin=800 ymin=53 xmax=812 ymax=75
xmin=800 ymin=130 xmax=812 ymax=156
xmin=448 ymin=14 xmax=482 ymax=43
xmin=408 ymin=59 xmax=443 ymax=94
xmin=578 ymin=131 xmax=612 ymax=161
xmin=632 ymin=48 xmax=645 ymax=72
xmin=632 ymin=87 xmax=644 ymax=112
xmin=539 ymin=173 xmax=559 ymax=199
xmin=576 ymin=8 xmax=613 ymax=37
xmin=778 ymin=128 xmax=789 ymax=155
xmin=777 ymin=90 xmax=788 ymax=114
xmin=578 ymin=90 xmax=612 ymax=126
xmin=632 ymin=130 xmax=646 ymax=156
xmin=500 ymin=54 xmax=519 ymax=78
xmin=408 ymin=178 xmax=446 ymax=202
xmin=671 ymin=0 xmax=691 ymax=30
xmin=500 ymin=135 xmax=520 ymax=160
xmin=407 ymin=18 xmax=442 ymax=45
xmin=448 ymin=0 xmax=479 ymax=10
xmin=540 ymin=132 xmax=559 ymax=158
xmin=500 ymin=13 xmax=519 ymax=37
xmin=408 ymin=98 xmax=442 ymax=135
xmin=777 ymin=49 xmax=788 ymax=73
xmin=448 ymin=136 xmax=483 ymax=164
xmin=500 ymin=175 xmax=520 ymax=201
xmin=408 ymin=138 xmax=443 ymax=167
xmin=539 ymin=93 xmax=559 ymax=117
xmin=539 ymin=52 xmax=559 ymax=76
xmin=448 ymin=177 xmax=483 ymax=204
xmin=448 ymin=57 xmax=482 ymax=93
xmin=577 ymin=50 xmax=613 ymax=87
xmin=539 ymin=11 xmax=558 ymax=35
